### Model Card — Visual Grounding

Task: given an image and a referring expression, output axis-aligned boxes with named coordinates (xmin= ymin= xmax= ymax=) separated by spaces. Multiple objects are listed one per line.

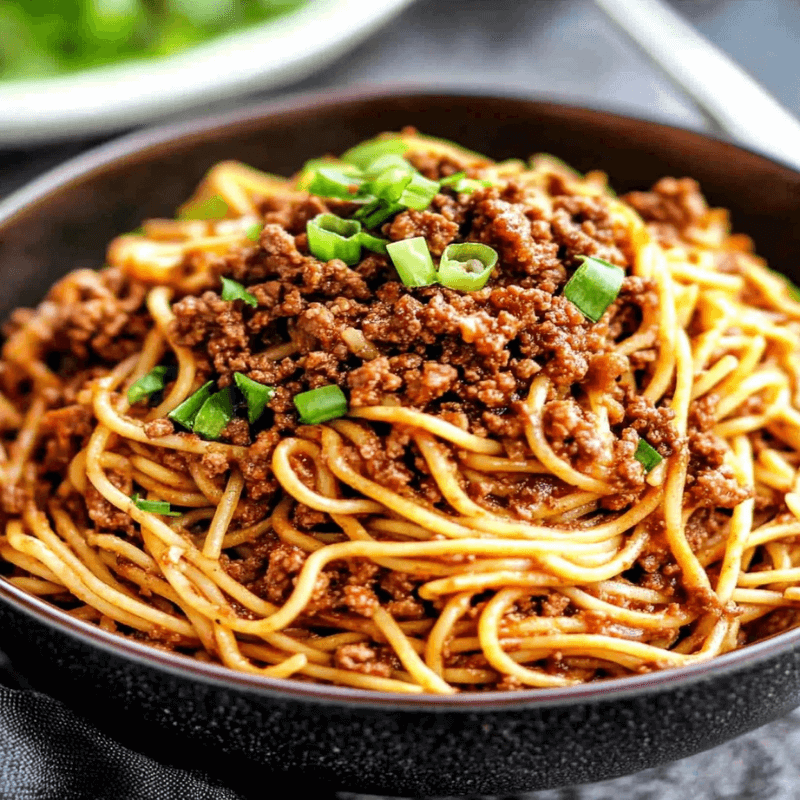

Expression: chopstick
xmin=594 ymin=0 xmax=800 ymax=172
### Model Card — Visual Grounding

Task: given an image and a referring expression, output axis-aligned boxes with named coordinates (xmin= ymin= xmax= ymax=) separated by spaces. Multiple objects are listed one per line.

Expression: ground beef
xmin=623 ymin=177 xmax=709 ymax=245
xmin=387 ymin=209 xmax=460 ymax=255
xmin=333 ymin=642 xmax=393 ymax=677
xmin=39 ymin=404 xmax=93 ymax=472
xmin=143 ymin=418 xmax=174 ymax=438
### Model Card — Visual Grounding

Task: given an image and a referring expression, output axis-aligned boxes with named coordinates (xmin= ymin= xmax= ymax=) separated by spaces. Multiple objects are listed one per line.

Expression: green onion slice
xmin=370 ymin=166 xmax=414 ymax=203
xmin=246 ymin=222 xmax=262 ymax=242
xmin=296 ymin=158 xmax=359 ymax=191
xmin=294 ymin=384 xmax=348 ymax=425
xmin=359 ymin=232 xmax=389 ymax=255
xmin=342 ymin=137 xmax=409 ymax=169
xmin=362 ymin=201 xmax=405 ymax=229
xmin=168 ymin=381 xmax=215 ymax=430
xmin=361 ymin=154 xmax=411 ymax=178
xmin=437 ymin=243 xmax=498 ymax=291
xmin=386 ymin=236 xmax=438 ymax=287
xmin=438 ymin=172 xmax=466 ymax=186
xmin=234 ymin=373 xmax=275 ymax=424
xmin=398 ymin=172 xmax=440 ymax=210
xmin=307 ymin=214 xmax=362 ymax=266
xmin=439 ymin=172 xmax=492 ymax=194
xmin=563 ymin=255 xmax=625 ymax=323
xmin=131 ymin=493 xmax=181 ymax=517
xmin=306 ymin=167 xmax=365 ymax=200
xmin=193 ymin=386 xmax=234 ymax=440
xmin=220 ymin=276 xmax=258 ymax=307
xmin=634 ymin=439 xmax=663 ymax=472
xmin=179 ymin=194 xmax=228 ymax=221
xmin=127 ymin=366 xmax=170 ymax=405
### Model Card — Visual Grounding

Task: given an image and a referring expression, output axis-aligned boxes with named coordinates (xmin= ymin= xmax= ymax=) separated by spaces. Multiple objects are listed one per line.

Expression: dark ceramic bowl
xmin=2 ymin=90 xmax=800 ymax=798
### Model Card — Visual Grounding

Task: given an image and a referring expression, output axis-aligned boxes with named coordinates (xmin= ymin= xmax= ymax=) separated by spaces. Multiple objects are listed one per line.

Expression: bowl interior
xmin=2 ymin=90 xmax=800 ymax=708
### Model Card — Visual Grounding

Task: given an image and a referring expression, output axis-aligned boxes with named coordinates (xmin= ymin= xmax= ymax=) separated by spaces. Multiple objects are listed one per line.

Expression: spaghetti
xmin=2 ymin=130 xmax=800 ymax=694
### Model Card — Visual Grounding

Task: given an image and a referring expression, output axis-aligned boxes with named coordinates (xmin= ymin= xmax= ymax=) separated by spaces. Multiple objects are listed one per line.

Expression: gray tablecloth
xmin=2 ymin=1 xmax=800 ymax=797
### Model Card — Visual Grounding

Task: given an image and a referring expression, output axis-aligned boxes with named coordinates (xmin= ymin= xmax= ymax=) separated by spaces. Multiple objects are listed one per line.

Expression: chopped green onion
xmin=342 ymin=137 xmax=409 ymax=169
xmin=306 ymin=167 xmax=365 ymax=200
xmin=398 ymin=172 xmax=440 ymax=211
xmin=296 ymin=158 xmax=359 ymax=191
xmin=246 ymin=222 xmax=262 ymax=242
xmin=371 ymin=167 xmax=414 ymax=203
xmin=220 ymin=276 xmax=258 ymax=308
xmin=361 ymin=154 xmax=411 ymax=178
xmin=439 ymin=172 xmax=466 ymax=186
xmin=437 ymin=243 xmax=498 ymax=291
xmin=634 ymin=439 xmax=662 ymax=472
xmin=294 ymin=385 xmax=348 ymax=425
xmin=307 ymin=214 xmax=362 ymax=266
xmin=127 ymin=366 xmax=170 ymax=405
xmin=439 ymin=173 xmax=492 ymax=194
xmin=386 ymin=237 xmax=438 ymax=287
xmin=362 ymin=202 xmax=405 ymax=229
xmin=358 ymin=231 xmax=389 ymax=255
xmin=193 ymin=386 xmax=234 ymax=440
xmin=454 ymin=177 xmax=492 ymax=194
xmin=131 ymin=493 xmax=181 ymax=517
xmin=234 ymin=373 xmax=275 ymax=424
xmin=563 ymin=255 xmax=625 ymax=323
xmin=179 ymin=194 xmax=228 ymax=220
xmin=168 ymin=381 xmax=215 ymax=430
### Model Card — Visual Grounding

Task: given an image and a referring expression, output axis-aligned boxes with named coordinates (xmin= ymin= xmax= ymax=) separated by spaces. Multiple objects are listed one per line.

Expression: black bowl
xmin=2 ymin=89 xmax=800 ymax=797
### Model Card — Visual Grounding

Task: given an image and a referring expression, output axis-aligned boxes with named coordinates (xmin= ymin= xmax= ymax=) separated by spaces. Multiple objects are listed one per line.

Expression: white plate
xmin=0 ymin=0 xmax=415 ymax=147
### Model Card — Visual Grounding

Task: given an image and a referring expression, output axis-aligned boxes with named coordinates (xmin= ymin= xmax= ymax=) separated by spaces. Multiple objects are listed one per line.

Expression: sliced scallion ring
xmin=563 ymin=255 xmax=625 ymax=323
xmin=306 ymin=167 xmax=365 ymax=200
xmin=362 ymin=201 xmax=405 ymax=229
xmin=296 ymin=158 xmax=359 ymax=191
xmin=168 ymin=381 xmax=215 ymax=430
xmin=294 ymin=384 xmax=348 ymax=425
xmin=127 ymin=366 xmax=170 ymax=405
xmin=358 ymin=231 xmax=389 ymax=255
xmin=437 ymin=243 xmax=498 ymax=291
xmin=131 ymin=493 xmax=181 ymax=517
xmin=193 ymin=386 xmax=234 ymax=440
xmin=361 ymin=154 xmax=411 ymax=178
xmin=398 ymin=172 xmax=440 ymax=210
xmin=439 ymin=173 xmax=492 ymax=194
xmin=342 ymin=137 xmax=409 ymax=169
xmin=234 ymin=373 xmax=275 ymax=424
xmin=220 ymin=276 xmax=258 ymax=308
xmin=634 ymin=439 xmax=662 ymax=472
xmin=370 ymin=166 xmax=414 ymax=203
xmin=386 ymin=236 xmax=437 ymax=287
xmin=245 ymin=222 xmax=262 ymax=242
xmin=307 ymin=214 xmax=362 ymax=266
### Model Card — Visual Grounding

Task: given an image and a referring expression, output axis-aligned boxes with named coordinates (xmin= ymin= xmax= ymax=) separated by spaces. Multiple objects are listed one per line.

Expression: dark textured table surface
xmin=2 ymin=1 xmax=800 ymax=797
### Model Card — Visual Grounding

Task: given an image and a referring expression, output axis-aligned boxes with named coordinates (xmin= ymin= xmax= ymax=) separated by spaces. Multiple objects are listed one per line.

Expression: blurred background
xmin=1 ymin=0 xmax=799 ymax=195
xmin=1 ymin=1 xmax=799 ymax=798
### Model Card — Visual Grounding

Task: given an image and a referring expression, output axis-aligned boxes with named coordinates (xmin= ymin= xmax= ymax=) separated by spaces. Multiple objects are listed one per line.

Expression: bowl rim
xmin=2 ymin=84 xmax=800 ymax=711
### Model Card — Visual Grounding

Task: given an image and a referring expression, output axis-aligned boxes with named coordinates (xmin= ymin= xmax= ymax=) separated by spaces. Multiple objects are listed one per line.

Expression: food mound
xmin=2 ymin=130 xmax=800 ymax=695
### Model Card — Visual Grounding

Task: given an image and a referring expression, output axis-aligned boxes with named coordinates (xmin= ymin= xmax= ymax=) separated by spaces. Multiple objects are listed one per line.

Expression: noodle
xmin=3 ymin=130 xmax=800 ymax=694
